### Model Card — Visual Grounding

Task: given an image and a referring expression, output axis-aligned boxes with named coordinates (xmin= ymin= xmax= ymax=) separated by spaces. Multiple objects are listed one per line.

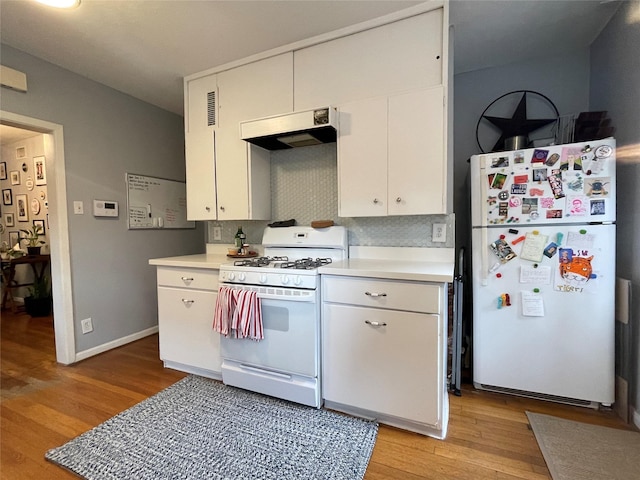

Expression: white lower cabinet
xmin=321 ymin=275 xmax=448 ymax=438
xmin=156 ymin=267 xmax=221 ymax=378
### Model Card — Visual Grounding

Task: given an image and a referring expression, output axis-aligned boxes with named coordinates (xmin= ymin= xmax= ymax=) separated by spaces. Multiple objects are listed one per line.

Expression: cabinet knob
xmin=365 ymin=291 xmax=387 ymax=298
xmin=181 ymin=299 xmax=195 ymax=306
xmin=220 ymin=206 xmax=225 ymax=212
xmin=396 ymin=197 xmax=402 ymax=203
xmin=373 ymin=198 xmax=379 ymax=204
xmin=205 ymin=206 xmax=211 ymax=212
xmin=365 ymin=320 xmax=387 ymax=327
xmin=181 ymin=277 xmax=194 ymax=283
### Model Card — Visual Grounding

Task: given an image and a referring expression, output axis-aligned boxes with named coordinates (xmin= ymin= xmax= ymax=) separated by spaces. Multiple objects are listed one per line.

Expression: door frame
xmin=1 ymin=110 xmax=75 ymax=364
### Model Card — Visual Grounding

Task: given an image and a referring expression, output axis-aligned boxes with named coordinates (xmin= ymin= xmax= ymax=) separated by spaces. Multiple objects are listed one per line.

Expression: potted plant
xmin=24 ymin=275 xmax=52 ymax=317
xmin=20 ymin=224 xmax=46 ymax=255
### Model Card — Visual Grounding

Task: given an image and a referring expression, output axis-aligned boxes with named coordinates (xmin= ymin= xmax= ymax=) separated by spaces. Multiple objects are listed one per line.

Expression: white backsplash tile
xmin=208 ymin=143 xmax=454 ymax=248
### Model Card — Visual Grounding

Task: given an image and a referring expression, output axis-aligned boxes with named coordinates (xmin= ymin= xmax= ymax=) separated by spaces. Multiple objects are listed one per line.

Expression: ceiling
xmin=0 ymin=0 xmax=622 ymax=140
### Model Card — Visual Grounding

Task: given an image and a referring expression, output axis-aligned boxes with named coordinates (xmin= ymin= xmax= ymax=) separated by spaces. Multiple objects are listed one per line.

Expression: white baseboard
xmin=74 ymin=326 xmax=159 ymax=363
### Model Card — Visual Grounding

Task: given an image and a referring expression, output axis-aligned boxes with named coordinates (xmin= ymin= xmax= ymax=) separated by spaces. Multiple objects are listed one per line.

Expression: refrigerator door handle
xmin=481 ymin=227 xmax=489 ymax=285
xmin=478 ymin=157 xmax=490 ymax=285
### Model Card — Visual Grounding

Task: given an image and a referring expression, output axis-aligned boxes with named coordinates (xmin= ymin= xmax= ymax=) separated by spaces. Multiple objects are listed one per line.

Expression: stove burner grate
xmin=275 ymin=257 xmax=333 ymax=270
xmin=233 ymin=256 xmax=288 ymax=267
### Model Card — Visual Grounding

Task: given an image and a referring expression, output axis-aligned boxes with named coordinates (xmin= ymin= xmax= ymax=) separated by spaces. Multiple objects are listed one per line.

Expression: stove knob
xmin=259 ymin=274 xmax=268 ymax=284
xmin=239 ymin=273 xmax=246 ymax=282
xmin=280 ymin=275 xmax=290 ymax=285
xmin=228 ymin=272 xmax=236 ymax=281
xmin=293 ymin=276 xmax=302 ymax=286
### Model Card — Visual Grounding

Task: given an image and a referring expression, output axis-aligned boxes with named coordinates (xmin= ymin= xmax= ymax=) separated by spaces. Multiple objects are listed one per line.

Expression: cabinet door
xmin=185 ymin=129 xmax=217 ymax=220
xmin=158 ymin=287 xmax=221 ymax=373
xmin=185 ymin=74 xmax=218 ymax=220
xmin=216 ymin=53 xmax=293 ymax=220
xmin=294 ymin=10 xmax=443 ymax=110
xmin=388 ymin=86 xmax=445 ymax=215
xmin=322 ymin=304 xmax=441 ymax=426
xmin=337 ymin=96 xmax=388 ymax=217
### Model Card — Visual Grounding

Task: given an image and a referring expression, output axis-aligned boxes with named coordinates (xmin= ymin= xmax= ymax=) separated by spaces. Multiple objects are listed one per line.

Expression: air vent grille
xmin=207 ymin=91 xmax=216 ymax=126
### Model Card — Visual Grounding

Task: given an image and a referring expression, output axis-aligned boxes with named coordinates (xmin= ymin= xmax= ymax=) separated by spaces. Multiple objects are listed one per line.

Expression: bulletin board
xmin=126 ymin=173 xmax=195 ymax=229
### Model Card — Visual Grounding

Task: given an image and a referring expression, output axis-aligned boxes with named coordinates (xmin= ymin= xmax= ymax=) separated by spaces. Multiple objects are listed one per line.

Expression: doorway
xmin=1 ymin=110 xmax=75 ymax=364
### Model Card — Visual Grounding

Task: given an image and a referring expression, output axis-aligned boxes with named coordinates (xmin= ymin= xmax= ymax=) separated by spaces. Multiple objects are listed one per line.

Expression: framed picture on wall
xmin=9 ymin=231 xmax=19 ymax=247
xmin=16 ymin=194 xmax=29 ymax=222
xmin=2 ymin=189 xmax=12 ymax=206
xmin=34 ymin=156 xmax=47 ymax=186
xmin=10 ymin=170 xmax=20 ymax=185
xmin=16 ymin=146 xmax=26 ymax=159
xmin=0 ymin=162 xmax=6 ymax=180
xmin=33 ymin=219 xmax=46 ymax=236
xmin=5 ymin=212 xmax=15 ymax=227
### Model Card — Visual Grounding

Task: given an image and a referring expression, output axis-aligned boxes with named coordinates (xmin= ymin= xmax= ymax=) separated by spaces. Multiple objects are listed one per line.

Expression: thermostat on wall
xmin=93 ymin=199 xmax=119 ymax=217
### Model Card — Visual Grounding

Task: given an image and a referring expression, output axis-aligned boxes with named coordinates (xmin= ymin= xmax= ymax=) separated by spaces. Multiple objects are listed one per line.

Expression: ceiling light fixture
xmin=35 ymin=0 xmax=81 ymax=9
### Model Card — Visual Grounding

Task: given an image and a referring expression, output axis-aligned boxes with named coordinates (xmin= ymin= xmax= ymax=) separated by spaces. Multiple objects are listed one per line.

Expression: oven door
xmin=219 ymin=284 xmax=321 ymax=407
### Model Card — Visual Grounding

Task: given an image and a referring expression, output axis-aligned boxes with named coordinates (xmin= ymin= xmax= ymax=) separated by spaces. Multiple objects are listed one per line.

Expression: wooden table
xmin=1 ymin=254 xmax=51 ymax=313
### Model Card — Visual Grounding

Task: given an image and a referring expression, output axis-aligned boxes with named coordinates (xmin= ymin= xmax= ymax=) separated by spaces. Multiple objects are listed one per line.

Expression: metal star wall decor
xmin=476 ymin=90 xmax=559 ymax=153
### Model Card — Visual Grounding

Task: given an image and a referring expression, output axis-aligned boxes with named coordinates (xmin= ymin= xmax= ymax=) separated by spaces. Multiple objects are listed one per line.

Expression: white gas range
xmin=218 ymin=225 xmax=348 ymax=407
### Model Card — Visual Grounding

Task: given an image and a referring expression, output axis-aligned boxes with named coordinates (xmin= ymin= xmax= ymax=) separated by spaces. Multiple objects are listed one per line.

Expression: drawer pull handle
xmin=365 ymin=320 xmax=387 ymax=327
xmin=365 ymin=291 xmax=387 ymax=298
xmin=181 ymin=277 xmax=194 ymax=282
xmin=181 ymin=299 xmax=195 ymax=305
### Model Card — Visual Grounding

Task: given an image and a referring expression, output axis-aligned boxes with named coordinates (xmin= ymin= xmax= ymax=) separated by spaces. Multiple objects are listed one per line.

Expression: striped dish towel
xmin=213 ymin=286 xmax=263 ymax=341
xmin=213 ymin=286 xmax=236 ymax=336
xmin=232 ymin=289 xmax=263 ymax=340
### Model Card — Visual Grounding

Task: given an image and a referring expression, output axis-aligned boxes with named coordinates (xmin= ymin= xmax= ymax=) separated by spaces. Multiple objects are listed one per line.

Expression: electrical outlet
xmin=81 ymin=318 xmax=93 ymax=334
xmin=432 ymin=223 xmax=447 ymax=243
xmin=213 ymin=226 xmax=222 ymax=241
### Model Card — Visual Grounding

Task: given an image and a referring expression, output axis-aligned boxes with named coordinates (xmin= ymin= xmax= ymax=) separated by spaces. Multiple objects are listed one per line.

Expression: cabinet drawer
xmin=322 ymin=276 xmax=440 ymax=314
xmin=157 ymin=266 xmax=218 ymax=290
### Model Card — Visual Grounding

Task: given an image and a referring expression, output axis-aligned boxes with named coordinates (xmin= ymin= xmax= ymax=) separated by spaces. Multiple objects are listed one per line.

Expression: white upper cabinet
xmin=185 ymin=74 xmax=218 ymax=221
xmin=338 ymin=86 xmax=446 ymax=217
xmin=215 ymin=53 xmax=293 ymax=220
xmin=388 ymin=86 xmax=445 ymax=215
xmin=184 ymin=53 xmax=293 ymax=221
xmin=294 ymin=10 xmax=443 ymax=110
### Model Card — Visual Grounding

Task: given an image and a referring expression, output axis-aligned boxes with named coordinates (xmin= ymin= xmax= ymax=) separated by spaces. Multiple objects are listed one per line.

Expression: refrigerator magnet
xmin=590 ymin=199 xmax=606 ymax=215
xmin=543 ymin=242 xmax=558 ymax=258
xmin=490 ymin=238 xmax=517 ymax=263
xmin=531 ymin=149 xmax=549 ymax=164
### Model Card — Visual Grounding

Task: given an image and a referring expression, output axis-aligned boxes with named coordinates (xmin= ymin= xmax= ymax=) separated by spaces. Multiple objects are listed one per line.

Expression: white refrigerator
xmin=470 ymin=138 xmax=616 ymax=407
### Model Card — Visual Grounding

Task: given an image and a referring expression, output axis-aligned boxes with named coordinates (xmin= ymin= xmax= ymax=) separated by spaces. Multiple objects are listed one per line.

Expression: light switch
xmin=73 ymin=201 xmax=84 ymax=215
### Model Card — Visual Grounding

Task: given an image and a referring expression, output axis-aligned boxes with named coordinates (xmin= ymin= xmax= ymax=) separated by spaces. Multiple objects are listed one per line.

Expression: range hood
xmin=240 ymin=107 xmax=337 ymax=150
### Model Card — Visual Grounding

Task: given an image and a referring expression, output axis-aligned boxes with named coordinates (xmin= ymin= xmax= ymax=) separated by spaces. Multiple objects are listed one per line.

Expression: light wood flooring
xmin=1 ymin=309 xmax=634 ymax=479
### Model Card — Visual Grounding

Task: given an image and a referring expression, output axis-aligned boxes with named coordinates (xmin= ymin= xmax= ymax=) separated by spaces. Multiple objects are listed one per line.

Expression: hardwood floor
xmin=1 ymin=309 xmax=633 ymax=479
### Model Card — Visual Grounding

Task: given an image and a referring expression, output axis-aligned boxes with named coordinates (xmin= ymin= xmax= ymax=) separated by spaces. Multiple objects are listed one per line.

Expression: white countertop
xmin=149 ymin=253 xmax=230 ymax=269
xmin=318 ymin=258 xmax=454 ymax=283
xmin=150 ymin=245 xmax=455 ymax=282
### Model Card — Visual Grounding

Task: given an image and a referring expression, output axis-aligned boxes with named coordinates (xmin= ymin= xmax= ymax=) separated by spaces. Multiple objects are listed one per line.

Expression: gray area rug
xmin=46 ymin=375 xmax=378 ymax=479
xmin=527 ymin=411 xmax=640 ymax=480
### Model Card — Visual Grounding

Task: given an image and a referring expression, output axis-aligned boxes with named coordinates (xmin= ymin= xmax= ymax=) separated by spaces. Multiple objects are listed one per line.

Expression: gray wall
xmin=1 ymin=44 xmax=205 ymax=354
xmin=453 ymin=50 xmax=592 ymax=260
xmin=590 ymin=0 xmax=640 ymax=421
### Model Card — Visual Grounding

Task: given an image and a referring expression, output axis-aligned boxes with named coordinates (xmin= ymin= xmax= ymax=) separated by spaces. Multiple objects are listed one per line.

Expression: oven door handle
xmin=220 ymin=285 xmax=317 ymax=303
xmin=239 ymin=364 xmax=293 ymax=380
